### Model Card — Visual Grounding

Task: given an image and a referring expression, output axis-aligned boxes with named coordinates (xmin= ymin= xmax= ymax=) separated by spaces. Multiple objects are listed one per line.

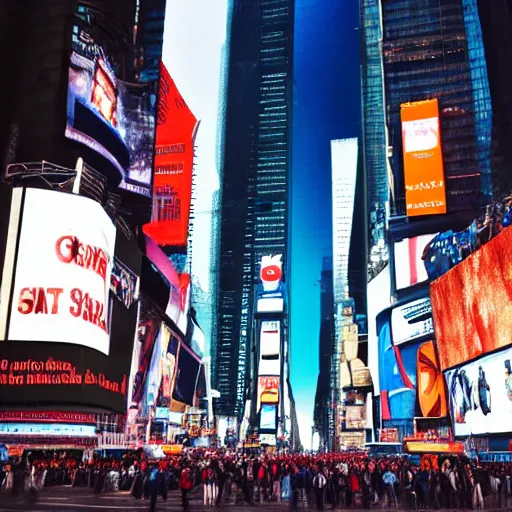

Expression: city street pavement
xmin=0 ymin=487 xmax=508 ymax=512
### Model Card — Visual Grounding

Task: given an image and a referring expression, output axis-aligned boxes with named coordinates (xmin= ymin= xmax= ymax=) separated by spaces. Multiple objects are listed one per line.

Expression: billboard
xmin=256 ymin=297 xmax=284 ymax=314
xmin=430 ymin=227 xmax=512 ymax=371
xmin=65 ymin=3 xmax=163 ymax=196
xmin=259 ymin=358 xmax=280 ymax=377
xmin=171 ymin=341 xmax=201 ymax=412
xmin=260 ymin=255 xmax=283 ymax=293
xmin=257 ymin=376 xmax=279 ymax=412
xmin=260 ymin=404 xmax=277 ymax=431
xmin=401 ymin=99 xmax=446 ymax=217
xmin=394 ymin=234 xmax=436 ymax=289
xmin=6 ymin=188 xmax=115 ymax=356
xmin=143 ymin=63 xmax=197 ymax=247
xmin=379 ymin=308 xmax=447 ymax=421
xmin=260 ymin=321 xmax=280 ymax=358
xmin=0 ymin=278 xmax=138 ymax=414
xmin=445 ymin=346 xmax=512 ymax=436
xmin=345 ymin=405 xmax=366 ymax=429
xmin=391 ymin=298 xmax=433 ymax=346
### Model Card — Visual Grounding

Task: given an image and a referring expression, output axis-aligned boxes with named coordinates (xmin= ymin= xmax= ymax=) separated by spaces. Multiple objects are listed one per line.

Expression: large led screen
xmin=391 ymin=298 xmax=433 ymax=346
xmin=0 ymin=215 xmax=140 ymax=413
xmin=7 ymin=188 xmax=116 ymax=355
xmin=431 ymin=227 xmax=512 ymax=371
xmin=143 ymin=63 xmax=197 ymax=247
xmin=260 ymin=404 xmax=277 ymax=431
xmin=257 ymin=376 xmax=280 ymax=413
xmin=260 ymin=321 xmax=280 ymax=358
xmin=66 ymin=3 xmax=164 ymax=196
xmin=171 ymin=341 xmax=201 ymax=412
xmin=394 ymin=234 xmax=436 ymax=289
xmin=378 ymin=308 xmax=447 ymax=421
xmin=401 ymin=99 xmax=446 ymax=217
xmin=445 ymin=346 xmax=512 ymax=436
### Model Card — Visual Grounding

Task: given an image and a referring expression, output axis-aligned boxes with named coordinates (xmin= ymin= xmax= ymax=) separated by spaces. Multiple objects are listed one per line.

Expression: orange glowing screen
xmin=143 ymin=62 xmax=197 ymax=247
xmin=257 ymin=376 xmax=279 ymax=412
xmin=417 ymin=341 xmax=448 ymax=417
xmin=401 ymin=99 xmax=446 ymax=217
xmin=430 ymin=227 xmax=512 ymax=370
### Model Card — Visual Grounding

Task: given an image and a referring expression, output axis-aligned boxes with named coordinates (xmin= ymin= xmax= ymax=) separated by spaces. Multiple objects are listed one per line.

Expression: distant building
xmin=215 ymin=0 xmax=295 ymax=420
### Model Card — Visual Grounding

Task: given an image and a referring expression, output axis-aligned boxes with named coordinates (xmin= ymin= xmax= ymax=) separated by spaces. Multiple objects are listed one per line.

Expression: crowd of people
xmin=1 ymin=450 xmax=512 ymax=510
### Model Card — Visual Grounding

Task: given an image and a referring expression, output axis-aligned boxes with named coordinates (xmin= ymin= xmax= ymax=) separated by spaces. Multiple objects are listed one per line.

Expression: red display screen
xmin=143 ymin=62 xmax=197 ymax=247
xmin=431 ymin=227 xmax=512 ymax=370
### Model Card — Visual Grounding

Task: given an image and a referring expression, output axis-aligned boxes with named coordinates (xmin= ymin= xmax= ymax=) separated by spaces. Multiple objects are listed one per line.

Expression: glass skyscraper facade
xmin=381 ymin=0 xmax=493 ymax=217
xmin=216 ymin=0 xmax=294 ymax=418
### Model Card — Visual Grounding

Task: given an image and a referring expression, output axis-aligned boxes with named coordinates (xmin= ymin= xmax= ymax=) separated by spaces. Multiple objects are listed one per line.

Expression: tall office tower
xmin=361 ymin=0 xmax=493 ymax=441
xmin=362 ymin=0 xmax=493 ymax=267
xmin=360 ymin=0 xmax=390 ymax=280
xmin=215 ymin=0 xmax=295 ymax=420
xmin=383 ymin=0 xmax=492 ymax=217
xmin=477 ymin=0 xmax=512 ymax=196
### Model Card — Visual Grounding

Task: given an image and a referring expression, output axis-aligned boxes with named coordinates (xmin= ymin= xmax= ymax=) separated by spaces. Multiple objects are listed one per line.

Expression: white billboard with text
xmin=8 ymin=188 xmax=116 ymax=355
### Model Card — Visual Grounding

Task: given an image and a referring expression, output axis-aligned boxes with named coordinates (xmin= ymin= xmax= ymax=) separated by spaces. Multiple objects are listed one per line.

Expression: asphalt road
xmin=0 ymin=487 xmax=508 ymax=512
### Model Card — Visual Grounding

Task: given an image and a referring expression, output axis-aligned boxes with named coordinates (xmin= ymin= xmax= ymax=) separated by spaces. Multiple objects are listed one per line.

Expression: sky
xmin=290 ymin=0 xmax=362 ymax=449
xmin=162 ymin=0 xmax=229 ymax=293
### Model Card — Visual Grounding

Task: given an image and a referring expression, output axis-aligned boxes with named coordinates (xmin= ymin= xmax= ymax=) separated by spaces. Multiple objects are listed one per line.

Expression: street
xmin=0 ymin=486 xmax=508 ymax=512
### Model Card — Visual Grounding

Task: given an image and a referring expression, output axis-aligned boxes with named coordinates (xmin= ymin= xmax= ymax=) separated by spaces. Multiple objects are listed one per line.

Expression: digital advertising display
xmin=260 ymin=321 xmax=280 ymax=358
xmin=445 ymin=346 xmax=512 ymax=436
xmin=0 ymin=276 xmax=139 ymax=413
xmin=401 ymin=99 xmax=446 ymax=217
xmin=260 ymin=255 xmax=284 ymax=293
xmin=65 ymin=3 xmax=163 ymax=196
xmin=6 ymin=188 xmax=116 ymax=356
xmin=394 ymin=234 xmax=436 ymax=289
xmin=143 ymin=63 xmax=197 ymax=247
xmin=257 ymin=376 xmax=280 ymax=412
xmin=171 ymin=341 xmax=201 ymax=413
xmin=260 ymin=404 xmax=277 ymax=431
xmin=378 ymin=308 xmax=447 ymax=421
xmin=431 ymin=227 xmax=512 ymax=371
xmin=391 ymin=298 xmax=434 ymax=346
xmin=259 ymin=358 xmax=280 ymax=377
xmin=345 ymin=405 xmax=366 ymax=429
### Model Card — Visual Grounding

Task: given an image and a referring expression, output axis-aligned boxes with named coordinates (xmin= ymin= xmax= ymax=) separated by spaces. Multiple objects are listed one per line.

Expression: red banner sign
xmin=0 ymin=411 xmax=97 ymax=424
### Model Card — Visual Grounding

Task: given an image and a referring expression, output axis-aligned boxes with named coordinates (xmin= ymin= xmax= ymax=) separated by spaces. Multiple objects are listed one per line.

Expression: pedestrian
xmin=179 ymin=464 xmax=193 ymax=511
xmin=313 ymin=470 xmax=326 ymax=510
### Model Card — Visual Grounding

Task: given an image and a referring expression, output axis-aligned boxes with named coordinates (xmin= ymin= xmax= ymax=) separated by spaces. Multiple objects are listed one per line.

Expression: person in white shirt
xmin=313 ymin=470 xmax=327 ymax=510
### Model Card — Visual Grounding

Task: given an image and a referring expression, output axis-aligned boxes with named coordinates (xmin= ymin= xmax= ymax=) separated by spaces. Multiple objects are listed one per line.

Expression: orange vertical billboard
xmin=143 ymin=62 xmax=198 ymax=247
xmin=401 ymin=99 xmax=446 ymax=217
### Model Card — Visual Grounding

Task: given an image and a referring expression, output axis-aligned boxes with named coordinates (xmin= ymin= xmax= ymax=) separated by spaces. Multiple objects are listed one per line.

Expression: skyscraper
xmin=361 ymin=0 xmax=494 ymax=441
xmin=216 ymin=0 xmax=295 ymax=419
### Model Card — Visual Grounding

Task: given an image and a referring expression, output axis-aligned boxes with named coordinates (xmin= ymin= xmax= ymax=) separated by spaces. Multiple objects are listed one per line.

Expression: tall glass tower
xmin=216 ymin=0 xmax=295 ymax=419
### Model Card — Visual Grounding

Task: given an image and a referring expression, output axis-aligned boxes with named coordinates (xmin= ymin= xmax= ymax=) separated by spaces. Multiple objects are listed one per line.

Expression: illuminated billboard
xmin=391 ymin=298 xmax=433 ymax=346
xmin=379 ymin=307 xmax=447 ymax=421
xmin=260 ymin=321 xmax=280 ymax=358
xmin=431 ymin=227 xmax=512 ymax=371
xmin=6 ymin=188 xmax=116 ymax=355
xmin=65 ymin=3 xmax=163 ymax=196
xmin=257 ymin=376 xmax=279 ymax=412
xmin=445 ymin=346 xmax=512 ymax=436
xmin=260 ymin=404 xmax=277 ymax=431
xmin=0 ymin=192 xmax=140 ymax=413
xmin=394 ymin=234 xmax=436 ymax=289
xmin=260 ymin=255 xmax=283 ymax=293
xmin=143 ymin=63 xmax=198 ymax=247
xmin=401 ymin=99 xmax=446 ymax=217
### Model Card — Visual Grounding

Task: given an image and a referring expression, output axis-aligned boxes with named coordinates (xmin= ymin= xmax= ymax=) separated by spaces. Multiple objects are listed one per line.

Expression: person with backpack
xmin=313 ymin=469 xmax=327 ymax=510
xmin=179 ymin=464 xmax=193 ymax=511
